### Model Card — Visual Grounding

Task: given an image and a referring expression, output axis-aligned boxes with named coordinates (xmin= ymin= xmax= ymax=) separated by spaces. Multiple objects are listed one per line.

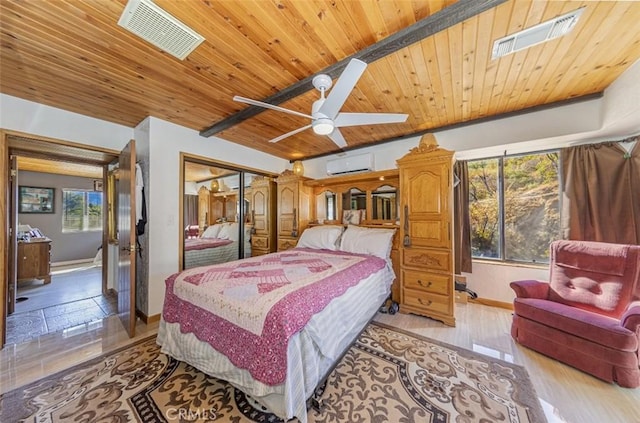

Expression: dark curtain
xmin=454 ymin=160 xmax=472 ymax=273
xmin=184 ymin=194 xmax=198 ymax=227
xmin=562 ymin=137 xmax=640 ymax=244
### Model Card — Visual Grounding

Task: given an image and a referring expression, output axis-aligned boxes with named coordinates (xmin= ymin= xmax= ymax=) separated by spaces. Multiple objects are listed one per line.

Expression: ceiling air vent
xmin=118 ymin=0 xmax=204 ymax=60
xmin=492 ymin=7 xmax=584 ymax=60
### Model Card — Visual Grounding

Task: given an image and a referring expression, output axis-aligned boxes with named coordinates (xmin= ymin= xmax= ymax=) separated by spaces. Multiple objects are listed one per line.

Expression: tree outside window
xmin=62 ymin=189 xmax=103 ymax=232
xmin=469 ymin=158 xmax=500 ymax=258
xmin=468 ymin=152 xmax=560 ymax=264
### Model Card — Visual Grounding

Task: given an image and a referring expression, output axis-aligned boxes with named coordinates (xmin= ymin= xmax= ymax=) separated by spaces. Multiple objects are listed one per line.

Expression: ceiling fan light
xmin=312 ymin=119 xmax=334 ymax=135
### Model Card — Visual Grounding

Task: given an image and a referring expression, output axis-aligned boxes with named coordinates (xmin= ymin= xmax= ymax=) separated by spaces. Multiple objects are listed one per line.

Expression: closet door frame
xmin=179 ymin=153 xmax=277 ymax=270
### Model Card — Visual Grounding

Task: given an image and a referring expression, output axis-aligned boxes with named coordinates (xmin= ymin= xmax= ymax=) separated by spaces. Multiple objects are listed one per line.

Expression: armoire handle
xmin=403 ymin=204 xmax=411 ymax=247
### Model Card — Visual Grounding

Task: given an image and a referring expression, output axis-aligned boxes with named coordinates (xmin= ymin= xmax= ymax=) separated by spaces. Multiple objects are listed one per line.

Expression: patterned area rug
xmin=0 ymin=322 xmax=547 ymax=422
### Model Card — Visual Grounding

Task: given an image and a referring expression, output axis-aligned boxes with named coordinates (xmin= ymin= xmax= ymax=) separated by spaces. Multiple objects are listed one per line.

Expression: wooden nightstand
xmin=17 ymin=238 xmax=52 ymax=284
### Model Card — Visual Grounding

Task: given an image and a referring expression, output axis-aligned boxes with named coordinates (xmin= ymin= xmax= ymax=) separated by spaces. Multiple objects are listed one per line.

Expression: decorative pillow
xmin=218 ymin=222 xmax=239 ymax=241
xmin=296 ymin=225 xmax=344 ymax=250
xmin=339 ymin=225 xmax=396 ymax=259
xmin=200 ymin=224 xmax=222 ymax=238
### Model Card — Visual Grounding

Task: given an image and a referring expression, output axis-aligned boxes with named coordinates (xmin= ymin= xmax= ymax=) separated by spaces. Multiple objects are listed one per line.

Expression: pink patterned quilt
xmin=184 ymin=238 xmax=233 ymax=251
xmin=162 ymin=248 xmax=386 ymax=385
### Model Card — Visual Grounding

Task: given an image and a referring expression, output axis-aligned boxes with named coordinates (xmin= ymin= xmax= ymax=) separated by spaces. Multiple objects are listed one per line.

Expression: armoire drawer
xmin=278 ymin=238 xmax=298 ymax=251
xmin=251 ymin=236 xmax=269 ymax=249
xmin=402 ymin=270 xmax=450 ymax=295
xmin=402 ymin=288 xmax=452 ymax=315
xmin=402 ymin=248 xmax=451 ymax=272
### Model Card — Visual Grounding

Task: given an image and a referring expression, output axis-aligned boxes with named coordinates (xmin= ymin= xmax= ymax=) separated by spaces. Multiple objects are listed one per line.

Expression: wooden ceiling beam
xmin=199 ymin=0 xmax=507 ymax=138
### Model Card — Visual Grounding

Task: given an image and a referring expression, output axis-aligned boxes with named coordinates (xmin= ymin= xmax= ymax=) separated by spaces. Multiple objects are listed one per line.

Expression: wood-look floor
xmin=1 ymin=303 xmax=638 ymax=423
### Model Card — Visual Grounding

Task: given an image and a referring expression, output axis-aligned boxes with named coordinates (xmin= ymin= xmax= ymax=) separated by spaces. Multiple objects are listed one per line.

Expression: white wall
xmin=0 ymin=94 xmax=133 ymax=150
xmin=304 ymin=97 xmax=605 ymax=179
xmin=460 ymin=264 xmax=549 ymax=304
xmin=144 ymin=117 xmax=288 ymax=315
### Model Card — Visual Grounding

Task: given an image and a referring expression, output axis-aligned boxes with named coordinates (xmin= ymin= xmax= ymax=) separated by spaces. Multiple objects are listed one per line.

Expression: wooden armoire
xmin=249 ymin=176 xmax=277 ymax=256
xmin=197 ymin=185 xmax=239 ymax=233
xmin=197 ymin=185 xmax=210 ymax=235
xmin=397 ymin=134 xmax=456 ymax=326
xmin=276 ymin=170 xmax=312 ymax=251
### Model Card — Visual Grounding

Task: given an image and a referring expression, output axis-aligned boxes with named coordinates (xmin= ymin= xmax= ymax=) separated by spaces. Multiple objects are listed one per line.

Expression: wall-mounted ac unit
xmin=326 ymin=153 xmax=374 ymax=176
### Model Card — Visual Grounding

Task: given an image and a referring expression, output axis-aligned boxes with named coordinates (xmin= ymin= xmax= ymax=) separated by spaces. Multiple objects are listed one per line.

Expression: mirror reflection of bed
xmin=183 ymin=161 xmax=258 ymax=270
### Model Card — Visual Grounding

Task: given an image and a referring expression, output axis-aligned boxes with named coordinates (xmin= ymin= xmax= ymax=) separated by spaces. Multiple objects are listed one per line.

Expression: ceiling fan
xmin=233 ymin=59 xmax=408 ymax=148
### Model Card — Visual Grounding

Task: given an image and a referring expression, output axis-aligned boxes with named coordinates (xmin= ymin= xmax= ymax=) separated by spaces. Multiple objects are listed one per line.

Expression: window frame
xmin=61 ymin=188 xmax=104 ymax=233
xmin=468 ymin=149 xmax=561 ymax=265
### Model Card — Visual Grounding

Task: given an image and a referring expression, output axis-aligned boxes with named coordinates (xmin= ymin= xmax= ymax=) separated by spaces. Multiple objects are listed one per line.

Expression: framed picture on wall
xmin=18 ymin=186 xmax=55 ymax=213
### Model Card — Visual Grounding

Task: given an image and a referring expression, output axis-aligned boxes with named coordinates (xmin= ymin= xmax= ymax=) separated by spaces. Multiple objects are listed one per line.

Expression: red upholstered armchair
xmin=510 ymin=240 xmax=640 ymax=388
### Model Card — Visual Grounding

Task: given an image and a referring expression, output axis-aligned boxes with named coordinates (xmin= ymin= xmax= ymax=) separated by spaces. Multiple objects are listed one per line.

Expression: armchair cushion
xmin=514 ymin=298 xmax=638 ymax=351
xmin=548 ymin=240 xmax=637 ymax=318
xmin=553 ymin=239 xmax=629 ymax=276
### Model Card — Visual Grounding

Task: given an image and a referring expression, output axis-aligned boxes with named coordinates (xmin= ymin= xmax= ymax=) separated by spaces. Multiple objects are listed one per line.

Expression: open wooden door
xmin=7 ymin=156 xmax=18 ymax=317
xmin=1 ymin=153 xmax=18 ymax=347
xmin=117 ymin=140 xmax=136 ymax=337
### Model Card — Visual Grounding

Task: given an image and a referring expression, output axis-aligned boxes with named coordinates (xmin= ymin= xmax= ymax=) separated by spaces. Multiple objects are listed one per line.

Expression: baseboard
xmin=51 ymin=258 xmax=94 ymax=267
xmin=136 ymin=309 xmax=161 ymax=324
xmin=469 ymin=297 xmax=514 ymax=310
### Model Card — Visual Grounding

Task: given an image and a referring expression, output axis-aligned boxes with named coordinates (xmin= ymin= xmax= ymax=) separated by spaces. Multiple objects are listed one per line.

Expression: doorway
xmin=7 ymin=166 xmax=113 ymax=345
xmin=1 ymin=130 xmax=120 ymax=347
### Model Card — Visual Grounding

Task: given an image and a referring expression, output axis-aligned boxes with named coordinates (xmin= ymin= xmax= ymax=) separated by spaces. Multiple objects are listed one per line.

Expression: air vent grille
xmin=118 ymin=0 xmax=204 ymax=60
xmin=492 ymin=7 xmax=584 ymax=60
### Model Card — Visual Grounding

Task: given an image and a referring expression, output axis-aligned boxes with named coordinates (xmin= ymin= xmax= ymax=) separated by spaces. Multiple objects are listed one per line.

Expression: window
xmin=468 ymin=151 xmax=560 ymax=264
xmin=62 ymin=189 xmax=103 ymax=232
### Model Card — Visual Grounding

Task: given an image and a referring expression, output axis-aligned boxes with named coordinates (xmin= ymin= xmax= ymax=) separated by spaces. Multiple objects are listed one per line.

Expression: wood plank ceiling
xmin=1 ymin=0 xmax=640 ymax=161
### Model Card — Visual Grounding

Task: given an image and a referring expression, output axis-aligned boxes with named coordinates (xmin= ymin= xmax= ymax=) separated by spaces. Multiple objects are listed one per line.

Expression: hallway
xmin=6 ymin=264 xmax=117 ymax=345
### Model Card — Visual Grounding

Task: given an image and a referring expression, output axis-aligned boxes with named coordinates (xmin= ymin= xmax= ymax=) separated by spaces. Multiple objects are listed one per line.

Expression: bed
xmin=159 ymin=225 xmax=396 ymax=422
xmin=184 ymin=222 xmax=252 ymax=268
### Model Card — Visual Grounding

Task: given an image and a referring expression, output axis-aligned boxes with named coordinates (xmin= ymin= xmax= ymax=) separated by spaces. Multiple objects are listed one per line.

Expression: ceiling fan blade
xmin=269 ymin=124 xmax=312 ymax=143
xmin=334 ymin=112 xmax=408 ymax=128
xmin=318 ymin=59 xmax=367 ymax=119
xmin=233 ymin=96 xmax=313 ymax=120
xmin=327 ymin=128 xmax=348 ymax=149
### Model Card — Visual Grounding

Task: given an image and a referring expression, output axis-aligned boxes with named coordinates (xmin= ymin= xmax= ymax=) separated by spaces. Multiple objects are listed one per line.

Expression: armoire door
xmin=401 ymin=162 xmax=451 ymax=250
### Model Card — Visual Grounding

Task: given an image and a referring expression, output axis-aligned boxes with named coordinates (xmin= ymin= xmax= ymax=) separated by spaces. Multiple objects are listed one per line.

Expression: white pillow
xmin=339 ymin=225 xmax=396 ymax=259
xmin=218 ymin=222 xmax=239 ymax=241
xmin=296 ymin=225 xmax=344 ymax=250
xmin=201 ymin=224 xmax=222 ymax=238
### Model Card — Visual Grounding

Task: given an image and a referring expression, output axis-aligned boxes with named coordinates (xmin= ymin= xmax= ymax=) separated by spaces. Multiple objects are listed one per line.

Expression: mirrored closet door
xmin=182 ymin=158 xmax=273 ymax=270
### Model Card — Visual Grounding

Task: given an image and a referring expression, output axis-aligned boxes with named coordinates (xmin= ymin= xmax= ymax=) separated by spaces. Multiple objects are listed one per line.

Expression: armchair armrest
xmin=510 ymin=280 xmax=550 ymax=299
xmin=621 ymin=301 xmax=640 ymax=332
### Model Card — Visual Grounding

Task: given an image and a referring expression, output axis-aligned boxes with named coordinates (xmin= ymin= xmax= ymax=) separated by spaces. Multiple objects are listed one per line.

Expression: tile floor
xmin=6 ymin=263 xmax=117 ymax=345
